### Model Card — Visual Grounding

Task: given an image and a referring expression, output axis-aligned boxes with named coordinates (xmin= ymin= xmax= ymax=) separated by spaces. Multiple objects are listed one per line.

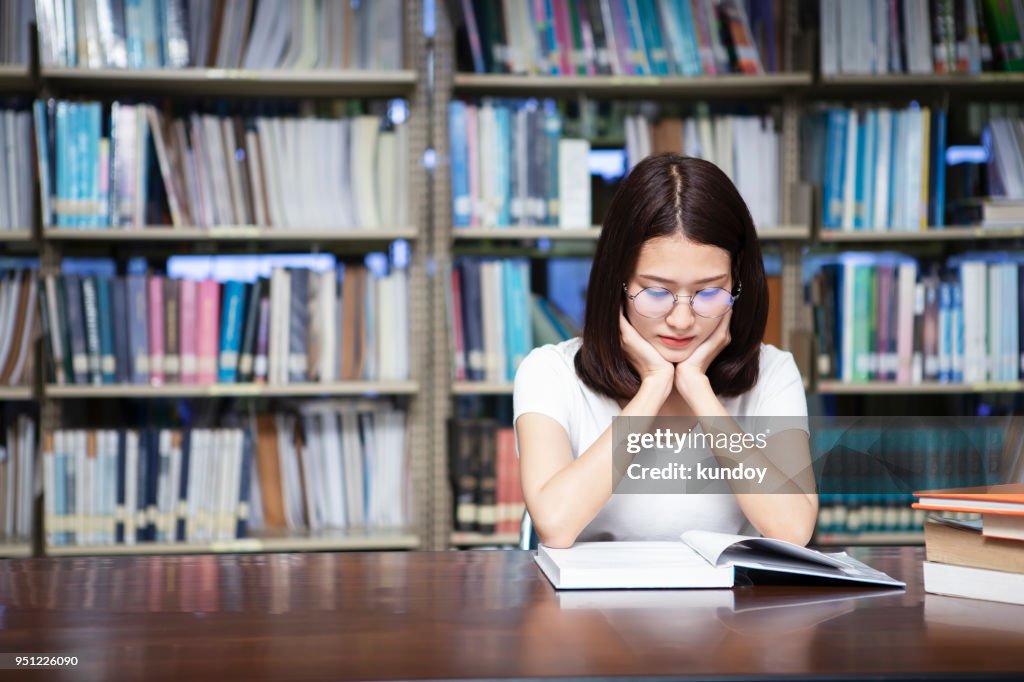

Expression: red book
xmin=196 ymin=279 xmax=221 ymax=385
xmin=179 ymin=279 xmax=198 ymax=383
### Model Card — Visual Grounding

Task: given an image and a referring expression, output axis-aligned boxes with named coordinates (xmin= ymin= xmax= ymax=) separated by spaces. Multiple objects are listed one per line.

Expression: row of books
xmin=449 ymin=258 xmax=577 ymax=384
xmin=806 ymin=252 xmax=1024 ymax=384
xmin=809 ymin=105 xmax=948 ymax=231
xmin=449 ymin=418 xmax=525 ymax=536
xmin=0 ymin=414 xmax=35 ymax=542
xmin=0 ymin=266 xmax=39 ymax=388
xmin=449 ymin=100 xmax=591 ymax=229
xmin=254 ymin=402 xmax=408 ymax=534
xmin=451 ymin=0 xmax=779 ymax=76
xmin=0 ymin=108 xmax=33 ymax=231
xmin=34 ymin=0 xmax=404 ymax=71
xmin=624 ymin=109 xmax=780 ymax=228
xmin=42 ymin=400 xmax=408 ymax=548
xmin=821 ymin=0 xmax=1024 ymax=75
xmin=815 ymin=423 xmax=1007 ymax=534
xmin=915 ymin=483 xmax=1024 ymax=606
xmin=42 ymin=259 xmax=410 ymax=387
xmin=35 ymin=99 xmax=409 ymax=229
xmin=0 ymin=0 xmax=32 ymax=65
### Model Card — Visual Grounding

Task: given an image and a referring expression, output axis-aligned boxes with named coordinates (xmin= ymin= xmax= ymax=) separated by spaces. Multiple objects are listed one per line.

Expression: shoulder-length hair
xmin=575 ymin=153 xmax=768 ymax=401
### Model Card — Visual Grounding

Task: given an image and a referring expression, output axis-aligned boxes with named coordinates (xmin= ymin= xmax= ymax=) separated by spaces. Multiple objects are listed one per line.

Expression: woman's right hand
xmin=619 ymin=312 xmax=674 ymax=387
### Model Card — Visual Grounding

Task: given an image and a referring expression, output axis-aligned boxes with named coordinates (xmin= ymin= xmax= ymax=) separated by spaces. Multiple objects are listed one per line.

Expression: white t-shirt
xmin=513 ymin=338 xmax=809 ymax=541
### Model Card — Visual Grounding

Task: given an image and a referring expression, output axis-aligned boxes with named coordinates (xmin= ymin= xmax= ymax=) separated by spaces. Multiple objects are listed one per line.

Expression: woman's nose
xmin=665 ymin=298 xmax=696 ymax=329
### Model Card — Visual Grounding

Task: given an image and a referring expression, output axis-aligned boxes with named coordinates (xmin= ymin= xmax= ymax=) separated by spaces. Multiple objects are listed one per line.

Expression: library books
xmin=42 ymin=400 xmax=408 ymax=548
xmin=450 ymin=258 xmax=580 ymax=382
xmin=806 ymin=251 xmax=1024 ymax=384
xmin=914 ymin=486 xmax=1024 ymax=605
xmin=0 ymin=267 xmax=39 ymax=388
xmin=449 ymin=100 xmax=591 ymax=229
xmin=448 ymin=418 xmax=525 ymax=536
xmin=952 ymin=198 xmax=1024 ymax=227
xmin=0 ymin=0 xmax=33 ymax=65
xmin=624 ymin=108 xmax=780 ymax=228
xmin=42 ymin=260 xmax=409 ymax=386
xmin=35 ymin=99 xmax=409 ymax=230
xmin=535 ymin=529 xmax=906 ymax=590
xmin=450 ymin=0 xmax=774 ymax=76
xmin=34 ymin=0 xmax=403 ymax=70
xmin=0 ymin=415 xmax=36 ymax=541
xmin=0 ymin=108 xmax=33 ymax=232
xmin=821 ymin=0 xmax=1024 ymax=75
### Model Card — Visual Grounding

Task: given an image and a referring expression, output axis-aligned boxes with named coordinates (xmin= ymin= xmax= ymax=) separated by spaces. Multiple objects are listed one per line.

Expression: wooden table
xmin=0 ymin=546 xmax=1022 ymax=681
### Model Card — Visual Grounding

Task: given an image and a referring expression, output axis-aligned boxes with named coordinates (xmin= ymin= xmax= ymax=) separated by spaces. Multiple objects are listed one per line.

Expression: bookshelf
xmin=43 ymin=381 xmax=420 ymax=399
xmin=431 ymin=0 xmax=1024 ymax=550
xmin=28 ymin=0 xmax=432 ymax=557
xmin=432 ymin=0 xmax=812 ymax=550
xmin=43 ymin=227 xmax=419 ymax=243
xmin=45 ymin=528 xmax=420 ymax=557
xmin=452 ymin=72 xmax=813 ymax=97
xmin=0 ymin=64 xmax=32 ymax=93
xmin=39 ymin=67 xmax=418 ymax=98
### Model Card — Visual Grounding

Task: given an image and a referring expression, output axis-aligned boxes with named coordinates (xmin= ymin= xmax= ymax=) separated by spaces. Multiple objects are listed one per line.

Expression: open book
xmin=535 ymin=530 xmax=906 ymax=590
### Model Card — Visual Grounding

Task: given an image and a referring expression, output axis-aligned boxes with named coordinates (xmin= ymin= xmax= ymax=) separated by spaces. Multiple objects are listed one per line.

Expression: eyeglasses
xmin=623 ymin=281 xmax=741 ymax=319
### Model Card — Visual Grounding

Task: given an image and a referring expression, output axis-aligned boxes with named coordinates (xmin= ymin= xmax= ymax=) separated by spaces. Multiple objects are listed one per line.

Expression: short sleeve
xmin=513 ymin=345 xmax=575 ymax=446
xmin=752 ymin=349 xmax=809 ymax=435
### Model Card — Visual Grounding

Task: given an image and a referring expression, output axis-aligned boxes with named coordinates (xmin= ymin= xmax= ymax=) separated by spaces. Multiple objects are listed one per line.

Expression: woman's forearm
xmin=530 ymin=377 xmax=671 ymax=547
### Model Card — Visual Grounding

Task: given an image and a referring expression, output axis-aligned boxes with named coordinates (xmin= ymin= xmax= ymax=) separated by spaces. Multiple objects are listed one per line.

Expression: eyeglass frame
xmin=621 ymin=280 xmax=742 ymax=319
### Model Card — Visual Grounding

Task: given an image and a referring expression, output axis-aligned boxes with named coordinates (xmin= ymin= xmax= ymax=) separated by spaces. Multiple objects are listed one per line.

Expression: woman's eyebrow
xmin=638 ymin=273 xmax=729 ymax=286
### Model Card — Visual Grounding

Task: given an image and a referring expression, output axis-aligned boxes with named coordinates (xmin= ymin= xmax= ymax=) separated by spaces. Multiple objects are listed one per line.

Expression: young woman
xmin=514 ymin=154 xmax=817 ymax=549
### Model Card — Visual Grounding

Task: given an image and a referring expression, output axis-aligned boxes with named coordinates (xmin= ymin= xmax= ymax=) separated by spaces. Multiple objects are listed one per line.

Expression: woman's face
xmin=623 ymin=234 xmax=733 ymax=363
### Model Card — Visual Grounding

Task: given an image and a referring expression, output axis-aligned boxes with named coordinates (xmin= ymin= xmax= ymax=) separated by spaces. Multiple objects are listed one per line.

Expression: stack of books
xmin=913 ymin=484 xmax=1024 ymax=605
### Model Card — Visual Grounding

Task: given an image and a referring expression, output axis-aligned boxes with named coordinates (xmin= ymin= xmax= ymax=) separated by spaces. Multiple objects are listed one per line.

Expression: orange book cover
xmin=912 ymin=484 xmax=1024 ymax=516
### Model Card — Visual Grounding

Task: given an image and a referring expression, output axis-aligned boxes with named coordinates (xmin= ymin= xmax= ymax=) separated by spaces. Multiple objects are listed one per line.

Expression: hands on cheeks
xmin=674 ymin=308 xmax=732 ymax=398
xmin=618 ymin=308 xmax=733 ymax=402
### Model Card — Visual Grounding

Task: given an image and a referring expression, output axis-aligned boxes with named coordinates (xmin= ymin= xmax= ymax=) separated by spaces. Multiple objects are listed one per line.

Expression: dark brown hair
xmin=575 ymin=154 xmax=768 ymax=401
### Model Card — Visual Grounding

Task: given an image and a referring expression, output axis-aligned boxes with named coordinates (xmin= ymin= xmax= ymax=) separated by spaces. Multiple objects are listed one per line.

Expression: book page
xmin=681 ymin=529 xmax=850 ymax=569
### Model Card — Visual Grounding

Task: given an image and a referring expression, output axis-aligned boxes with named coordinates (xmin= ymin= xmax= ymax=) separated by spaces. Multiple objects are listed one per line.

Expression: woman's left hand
xmin=675 ymin=309 xmax=732 ymax=397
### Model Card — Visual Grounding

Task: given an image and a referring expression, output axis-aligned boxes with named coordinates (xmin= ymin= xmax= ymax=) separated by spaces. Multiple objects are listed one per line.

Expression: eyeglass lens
xmin=632 ymin=287 xmax=734 ymax=318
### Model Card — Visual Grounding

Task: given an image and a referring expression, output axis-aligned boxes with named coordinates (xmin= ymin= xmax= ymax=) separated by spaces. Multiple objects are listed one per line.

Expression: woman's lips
xmin=658 ymin=335 xmax=695 ymax=348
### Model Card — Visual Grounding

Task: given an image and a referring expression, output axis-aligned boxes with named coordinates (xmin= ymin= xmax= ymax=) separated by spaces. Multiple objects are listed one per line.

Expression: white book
xmin=536 ymin=530 xmax=906 ymax=590
xmin=340 ymin=408 xmax=365 ymax=527
xmin=376 ymin=129 xmax=397 ymax=229
xmin=557 ymin=138 xmax=591 ymax=228
xmin=125 ymin=430 xmax=139 ymax=545
xmin=872 ymin=108 xmax=892 ymax=231
xmin=316 ymin=409 xmax=346 ymax=528
xmin=352 ymin=116 xmax=381 ymax=227
xmin=923 ymin=561 xmax=1024 ymax=606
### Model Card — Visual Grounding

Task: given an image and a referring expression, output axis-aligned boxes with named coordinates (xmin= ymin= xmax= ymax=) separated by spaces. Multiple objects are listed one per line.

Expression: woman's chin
xmin=656 ymin=346 xmax=694 ymax=363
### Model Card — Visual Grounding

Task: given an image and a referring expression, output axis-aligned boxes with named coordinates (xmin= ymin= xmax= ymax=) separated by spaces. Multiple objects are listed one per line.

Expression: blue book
xmin=931 ymin=107 xmax=948 ymax=228
xmin=110 ymin=277 xmax=131 ymax=383
xmin=55 ymin=102 xmax=70 ymax=227
xmin=449 ymin=102 xmax=471 ymax=227
xmin=638 ymin=0 xmax=671 ymax=75
xmin=459 ymin=259 xmax=485 ymax=381
xmin=623 ymin=0 xmax=650 ymax=75
xmin=495 ymin=106 xmax=512 ymax=226
xmin=54 ymin=451 xmax=66 ymax=546
xmin=126 ymin=273 xmax=149 ymax=384
xmin=217 ymin=280 xmax=247 ymax=383
xmin=84 ymin=103 xmax=102 ymax=227
xmin=822 ymin=110 xmax=847 ymax=229
xmin=33 ymin=100 xmax=55 ymax=228
xmin=95 ymin=275 xmax=116 ymax=383
xmin=672 ymin=0 xmax=703 ymax=76
xmin=125 ymin=0 xmax=145 ymax=68
xmin=951 ymin=281 xmax=963 ymax=383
